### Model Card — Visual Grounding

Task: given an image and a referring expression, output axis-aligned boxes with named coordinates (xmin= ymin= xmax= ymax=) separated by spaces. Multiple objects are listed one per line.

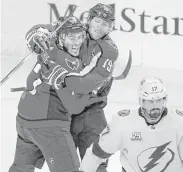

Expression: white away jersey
xmin=98 ymin=108 xmax=183 ymax=172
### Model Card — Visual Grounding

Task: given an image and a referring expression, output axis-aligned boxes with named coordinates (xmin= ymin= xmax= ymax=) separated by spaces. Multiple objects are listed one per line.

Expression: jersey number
xmin=152 ymin=86 xmax=157 ymax=92
xmin=131 ymin=132 xmax=142 ymax=141
xmin=102 ymin=59 xmax=113 ymax=72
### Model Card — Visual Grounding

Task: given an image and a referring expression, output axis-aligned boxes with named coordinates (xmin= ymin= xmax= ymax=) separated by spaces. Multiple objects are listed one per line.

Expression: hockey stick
xmin=11 ymin=87 xmax=27 ymax=92
xmin=1 ymin=51 xmax=33 ymax=85
xmin=113 ymin=50 xmax=132 ymax=80
xmin=44 ymin=5 xmax=78 ymax=42
xmin=10 ymin=50 xmax=132 ymax=92
xmin=0 ymin=5 xmax=78 ymax=86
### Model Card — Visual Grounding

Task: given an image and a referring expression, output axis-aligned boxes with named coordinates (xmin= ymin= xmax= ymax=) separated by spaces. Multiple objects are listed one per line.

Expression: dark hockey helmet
xmin=58 ymin=16 xmax=85 ymax=35
xmin=56 ymin=16 xmax=86 ymax=49
xmin=89 ymin=3 xmax=115 ymax=22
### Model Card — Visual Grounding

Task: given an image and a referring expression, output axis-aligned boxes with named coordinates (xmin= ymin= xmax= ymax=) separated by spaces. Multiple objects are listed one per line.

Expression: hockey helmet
xmin=58 ymin=16 xmax=85 ymax=35
xmin=89 ymin=3 xmax=115 ymax=22
xmin=56 ymin=16 xmax=86 ymax=51
xmin=138 ymin=77 xmax=168 ymax=124
xmin=138 ymin=77 xmax=167 ymax=100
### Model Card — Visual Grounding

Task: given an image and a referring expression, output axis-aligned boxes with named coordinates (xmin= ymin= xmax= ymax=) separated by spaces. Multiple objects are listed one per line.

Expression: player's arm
xmin=65 ymin=42 xmax=118 ymax=94
xmin=173 ymin=108 xmax=183 ymax=162
xmin=25 ymin=48 xmax=59 ymax=94
xmin=178 ymin=137 xmax=183 ymax=162
xmin=80 ymin=113 xmax=123 ymax=172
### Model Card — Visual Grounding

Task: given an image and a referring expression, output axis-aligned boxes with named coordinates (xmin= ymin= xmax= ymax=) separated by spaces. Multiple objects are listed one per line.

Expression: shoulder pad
xmin=106 ymin=39 xmax=118 ymax=51
xmin=104 ymin=36 xmax=118 ymax=50
xmin=99 ymin=39 xmax=118 ymax=52
xmin=97 ymin=41 xmax=118 ymax=61
xmin=175 ymin=108 xmax=183 ymax=116
xmin=118 ymin=109 xmax=130 ymax=117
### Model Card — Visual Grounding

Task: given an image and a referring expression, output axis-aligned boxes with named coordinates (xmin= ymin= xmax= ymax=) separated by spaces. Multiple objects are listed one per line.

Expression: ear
xmin=164 ymin=96 xmax=168 ymax=107
xmin=82 ymin=31 xmax=86 ymax=41
xmin=108 ymin=22 xmax=115 ymax=33
xmin=139 ymin=98 xmax=142 ymax=106
xmin=58 ymin=35 xmax=64 ymax=48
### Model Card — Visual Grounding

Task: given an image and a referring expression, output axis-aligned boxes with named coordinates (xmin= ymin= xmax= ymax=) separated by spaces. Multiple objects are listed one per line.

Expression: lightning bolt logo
xmin=144 ymin=142 xmax=171 ymax=171
xmin=137 ymin=141 xmax=175 ymax=172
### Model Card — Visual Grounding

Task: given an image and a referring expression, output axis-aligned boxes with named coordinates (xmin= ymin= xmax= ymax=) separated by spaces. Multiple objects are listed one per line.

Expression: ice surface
xmin=1 ymin=55 xmax=183 ymax=172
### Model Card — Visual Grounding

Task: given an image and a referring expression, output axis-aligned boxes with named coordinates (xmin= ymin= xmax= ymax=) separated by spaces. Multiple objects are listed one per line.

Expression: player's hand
xmin=41 ymin=61 xmax=68 ymax=90
xmin=26 ymin=28 xmax=50 ymax=55
xmin=38 ymin=52 xmax=51 ymax=65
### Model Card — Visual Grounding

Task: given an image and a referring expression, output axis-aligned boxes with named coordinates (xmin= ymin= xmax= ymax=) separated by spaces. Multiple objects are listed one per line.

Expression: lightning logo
xmin=144 ymin=142 xmax=171 ymax=171
xmin=137 ymin=141 xmax=175 ymax=172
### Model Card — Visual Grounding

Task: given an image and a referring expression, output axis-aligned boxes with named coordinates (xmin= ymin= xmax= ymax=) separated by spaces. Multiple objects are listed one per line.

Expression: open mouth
xmin=71 ymin=45 xmax=80 ymax=54
xmin=150 ymin=110 xmax=160 ymax=119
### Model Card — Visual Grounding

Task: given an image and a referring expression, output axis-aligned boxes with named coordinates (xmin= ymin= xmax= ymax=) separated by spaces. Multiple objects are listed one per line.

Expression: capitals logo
xmin=137 ymin=142 xmax=175 ymax=172
xmin=65 ymin=58 xmax=79 ymax=70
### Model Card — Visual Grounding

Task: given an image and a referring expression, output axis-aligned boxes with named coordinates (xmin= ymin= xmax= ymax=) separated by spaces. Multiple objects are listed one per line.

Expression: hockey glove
xmin=38 ymin=52 xmax=51 ymax=65
xmin=26 ymin=28 xmax=50 ymax=55
xmin=41 ymin=61 xmax=68 ymax=90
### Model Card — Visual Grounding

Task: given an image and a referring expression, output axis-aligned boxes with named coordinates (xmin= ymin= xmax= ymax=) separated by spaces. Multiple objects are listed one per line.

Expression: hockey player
xmin=25 ymin=3 xmax=119 ymax=172
xmin=69 ymin=4 xmax=118 ymax=172
xmin=80 ymin=77 xmax=183 ymax=172
xmin=9 ymin=16 xmax=96 ymax=172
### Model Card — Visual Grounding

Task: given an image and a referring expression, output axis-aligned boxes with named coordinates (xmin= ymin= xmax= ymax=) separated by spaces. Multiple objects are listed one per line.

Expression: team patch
xmin=65 ymin=58 xmax=79 ymax=70
xmin=118 ymin=109 xmax=130 ymax=117
xmin=175 ymin=109 xmax=183 ymax=116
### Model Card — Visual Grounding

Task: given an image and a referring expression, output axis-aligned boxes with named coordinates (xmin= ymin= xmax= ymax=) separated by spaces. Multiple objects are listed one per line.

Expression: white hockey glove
xmin=41 ymin=61 xmax=68 ymax=90
xmin=26 ymin=28 xmax=51 ymax=55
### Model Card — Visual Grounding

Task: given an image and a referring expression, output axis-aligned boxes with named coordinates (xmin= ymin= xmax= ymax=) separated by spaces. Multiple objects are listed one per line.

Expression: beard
xmin=149 ymin=108 xmax=161 ymax=120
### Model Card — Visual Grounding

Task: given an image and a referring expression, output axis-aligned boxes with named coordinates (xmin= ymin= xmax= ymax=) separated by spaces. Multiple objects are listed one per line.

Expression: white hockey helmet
xmin=138 ymin=77 xmax=167 ymax=100
xmin=138 ymin=77 xmax=168 ymax=124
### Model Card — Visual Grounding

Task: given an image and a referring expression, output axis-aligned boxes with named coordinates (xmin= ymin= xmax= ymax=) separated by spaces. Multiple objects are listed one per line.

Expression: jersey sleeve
xmin=64 ymin=39 xmax=118 ymax=94
xmin=178 ymin=137 xmax=183 ymax=161
xmin=80 ymin=144 xmax=107 ymax=172
xmin=172 ymin=108 xmax=183 ymax=161
xmin=80 ymin=110 xmax=130 ymax=172
xmin=97 ymin=113 xmax=123 ymax=154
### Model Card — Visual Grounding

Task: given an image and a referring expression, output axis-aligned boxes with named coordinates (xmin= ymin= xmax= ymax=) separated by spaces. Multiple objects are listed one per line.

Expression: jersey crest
xmin=137 ymin=141 xmax=175 ymax=172
xmin=118 ymin=109 xmax=130 ymax=117
xmin=65 ymin=58 xmax=79 ymax=70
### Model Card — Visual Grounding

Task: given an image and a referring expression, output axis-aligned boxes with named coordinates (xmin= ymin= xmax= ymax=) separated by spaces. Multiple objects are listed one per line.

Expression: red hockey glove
xmin=26 ymin=28 xmax=50 ymax=55
xmin=41 ymin=61 xmax=68 ymax=90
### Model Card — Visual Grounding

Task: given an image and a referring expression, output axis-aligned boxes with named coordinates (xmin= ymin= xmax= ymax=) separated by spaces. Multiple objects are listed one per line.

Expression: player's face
xmin=63 ymin=32 xmax=84 ymax=56
xmin=141 ymin=98 xmax=166 ymax=124
xmin=88 ymin=17 xmax=112 ymax=40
